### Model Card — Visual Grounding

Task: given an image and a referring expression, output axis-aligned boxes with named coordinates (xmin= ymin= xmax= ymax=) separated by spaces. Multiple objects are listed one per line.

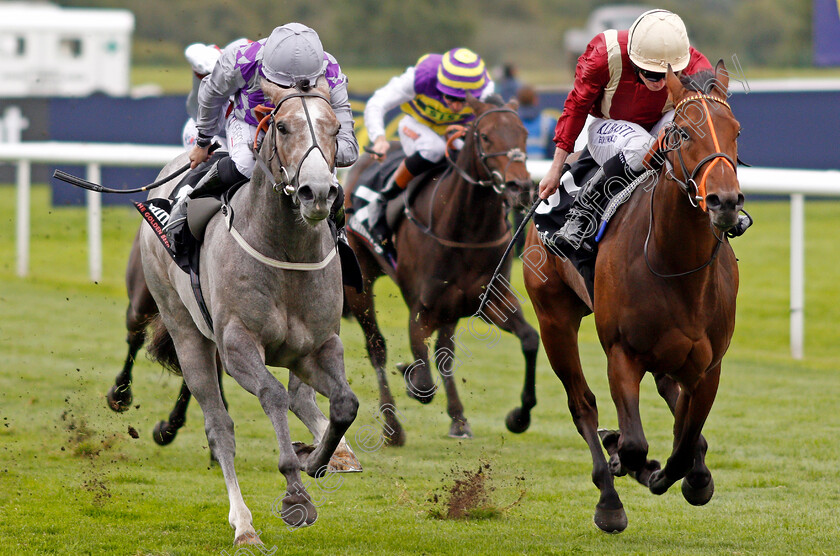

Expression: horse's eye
xmin=480 ymin=133 xmax=489 ymax=142
xmin=276 ymin=122 xmax=288 ymax=135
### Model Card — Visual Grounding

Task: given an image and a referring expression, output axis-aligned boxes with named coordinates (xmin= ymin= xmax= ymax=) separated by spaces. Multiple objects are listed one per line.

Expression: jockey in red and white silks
xmin=540 ymin=9 xmax=711 ymax=200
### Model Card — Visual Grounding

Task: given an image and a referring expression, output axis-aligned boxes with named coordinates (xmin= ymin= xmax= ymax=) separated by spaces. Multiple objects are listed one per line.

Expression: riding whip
xmin=52 ymin=142 xmax=220 ymax=194
xmin=477 ymin=196 xmax=544 ymax=316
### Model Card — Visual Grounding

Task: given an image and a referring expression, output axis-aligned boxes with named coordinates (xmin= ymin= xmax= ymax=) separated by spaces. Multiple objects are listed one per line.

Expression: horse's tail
xmin=146 ymin=315 xmax=182 ymax=376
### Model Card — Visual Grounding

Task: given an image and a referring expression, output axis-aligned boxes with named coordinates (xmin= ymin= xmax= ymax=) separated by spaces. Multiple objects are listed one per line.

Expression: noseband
xmin=445 ymin=107 xmax=527 ymax=193
xmin=252 ymin=92 xmax=333 ymax=199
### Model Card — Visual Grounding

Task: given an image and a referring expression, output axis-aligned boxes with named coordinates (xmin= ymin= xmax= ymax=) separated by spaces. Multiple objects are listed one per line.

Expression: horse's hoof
xmin=152 ymin=421 xmax=177 ymax=446
xmin=681 ymin=474 xmax=714 ymax=506
xmin=608 ymin=454 xmax=628 ymax=477
xmin=328 ymin=445 xmax=363 ymax=473
xmin=448 ymin=419 xmax=472 ymax=439
xmin=281 ymin=492 xmax=318 ymax=528
xmin=233 ymin=531 xmax=263 ymax=546
xmin=648 ymin=469 xmax=671 ymax=495
xmin=505 ymin=407 xmax=531 ymax=433
xmin=397 ymin=362 xmax=436 ymax=404
xmin=598 ymin=429 xmax=620 ymax=451
xmin=106 ymin=385 xmax=132 ymax=412
xmin=593 ymin=505 xmax=628 ymax=533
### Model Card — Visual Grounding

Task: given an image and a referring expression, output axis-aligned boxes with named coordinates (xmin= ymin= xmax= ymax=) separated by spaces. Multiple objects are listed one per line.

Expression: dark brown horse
xmin=522 ymin=63 xmax=742 ymax=532
xmin=106 ymin=226 xmax=226 ymax=447
xmin=345 ymin=96 xmax=540 ymax=444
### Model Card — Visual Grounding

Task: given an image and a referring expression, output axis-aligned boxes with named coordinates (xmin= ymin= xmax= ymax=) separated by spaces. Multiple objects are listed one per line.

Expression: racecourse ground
xmin=1 ymin=185 xmax=838 ymax=554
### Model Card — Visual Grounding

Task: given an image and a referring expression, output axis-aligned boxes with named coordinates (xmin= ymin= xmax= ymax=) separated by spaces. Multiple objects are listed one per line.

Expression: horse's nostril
xmin=705 ymin=193 xmax=721 ymax=210
xmin=736 ymin=193 xmax=745 ymax=209
xmin=327 ymin=184 xmax=338 ymax=204
xmin=298 ymin=185 xmax=314 ymax=203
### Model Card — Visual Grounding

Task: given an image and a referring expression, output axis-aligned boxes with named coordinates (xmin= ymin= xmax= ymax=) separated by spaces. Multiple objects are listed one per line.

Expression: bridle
xmin=220 ymin=90 xmax=338 ymax=272
xmin=660 ymin=93 xmax=737 ymax=211
xmin=444 ymin=107 xmax=528 ymax=194
xmin=251 ymin=91 xmax=334 ymax=200
xmin=644 ymin=93 xmax=739 ymax=278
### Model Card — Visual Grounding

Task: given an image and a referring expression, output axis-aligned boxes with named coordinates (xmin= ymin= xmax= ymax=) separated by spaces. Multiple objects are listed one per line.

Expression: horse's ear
xmin=261 ymin=77 xmax=283 ymax=104
xmin=465 ymin=92 xmax=487 ymax=115
xmin=712 ymin=59 xmax=730 ymax=97
xmin=665 ymin=64 xmax=684 ymax=99
xmin=506 ymin=98 xmax=520 ymax=111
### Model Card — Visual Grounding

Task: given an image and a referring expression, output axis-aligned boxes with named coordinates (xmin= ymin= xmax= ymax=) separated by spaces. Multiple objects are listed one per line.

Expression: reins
xmin=644 ymin=93 xmax=735 ymax=278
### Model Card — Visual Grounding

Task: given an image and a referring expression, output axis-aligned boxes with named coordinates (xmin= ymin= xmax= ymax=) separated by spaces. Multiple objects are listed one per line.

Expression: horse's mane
xmin=483 ymin=94 xmax=505 ymax=107
xmin=680 ymin=70 xmax=721 ymax=94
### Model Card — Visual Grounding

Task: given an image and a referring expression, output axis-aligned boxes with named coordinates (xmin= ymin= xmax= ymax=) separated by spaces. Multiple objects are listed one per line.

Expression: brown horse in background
xmin=523 ymin=62 xmax=742 ymax=532
xmin=345 ymin=96 xmax=539 ymax=443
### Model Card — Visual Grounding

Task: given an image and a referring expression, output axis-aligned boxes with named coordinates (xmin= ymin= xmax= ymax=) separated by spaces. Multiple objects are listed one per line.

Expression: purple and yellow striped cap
xmin=436 ymin=48 xmax=487 ymax=98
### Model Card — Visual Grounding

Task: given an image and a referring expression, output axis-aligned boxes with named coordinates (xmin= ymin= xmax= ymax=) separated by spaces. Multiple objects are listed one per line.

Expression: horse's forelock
xmin=680 ymin=70 xmax=718 ymax=94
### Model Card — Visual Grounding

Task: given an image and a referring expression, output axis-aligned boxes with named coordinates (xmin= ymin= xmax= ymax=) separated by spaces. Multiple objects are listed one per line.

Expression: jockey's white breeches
xmin=582 ymin=111 xmax=676 ymax=171
xmin=397 ymin=115 xmax=448 ymax=163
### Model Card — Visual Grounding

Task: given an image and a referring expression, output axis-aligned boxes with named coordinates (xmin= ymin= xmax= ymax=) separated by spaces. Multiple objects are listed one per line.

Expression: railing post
xmin=15 ymin=159 xmax=31 ymax=277
xmin=86 ymin=163 xmax=102 ymax=283
xmin=790 ymin=193 xmax=804 ymax=360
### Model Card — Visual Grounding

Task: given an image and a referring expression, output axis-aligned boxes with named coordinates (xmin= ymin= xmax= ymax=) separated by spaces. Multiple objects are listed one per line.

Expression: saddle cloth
xmin=346 ymin=148 xmax=444 ymax=268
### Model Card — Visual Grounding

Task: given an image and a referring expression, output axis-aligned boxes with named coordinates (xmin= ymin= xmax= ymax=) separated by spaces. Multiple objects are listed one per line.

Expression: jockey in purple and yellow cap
xmin=364 ymin=48 xmax=495 ymax=189
xmin=360 ymin=48 xmax=495 ymax=250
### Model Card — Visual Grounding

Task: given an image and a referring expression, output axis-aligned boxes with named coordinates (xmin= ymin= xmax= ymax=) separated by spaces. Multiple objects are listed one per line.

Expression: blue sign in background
xmin=814 ymin=0 xmax=840 ymax=66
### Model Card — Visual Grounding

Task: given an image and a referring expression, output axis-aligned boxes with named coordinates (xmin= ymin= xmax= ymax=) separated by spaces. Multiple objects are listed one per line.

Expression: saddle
xmin=346 ymin=148 xmax=445 ymax=265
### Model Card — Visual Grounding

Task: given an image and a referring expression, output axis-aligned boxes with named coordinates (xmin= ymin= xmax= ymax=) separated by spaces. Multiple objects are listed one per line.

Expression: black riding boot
xmin=164 ymin=156 xmax=245 ymax=239
xmin=557 ymin=152 xmax=640 ymax=251
xmin=367 ymin=152 xmax=435 ymax=249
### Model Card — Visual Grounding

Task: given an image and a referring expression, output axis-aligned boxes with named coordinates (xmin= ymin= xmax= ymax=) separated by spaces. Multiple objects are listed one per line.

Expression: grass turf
xmin=0 ymin=185 xmax=838 ymax=554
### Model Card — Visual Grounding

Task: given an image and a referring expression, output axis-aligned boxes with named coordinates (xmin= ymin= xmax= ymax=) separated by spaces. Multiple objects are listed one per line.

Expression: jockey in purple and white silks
xmin=166 ymin=23 xmax=358 ymax=236
xmin=360 ymin=48 xmax=495 ymax=249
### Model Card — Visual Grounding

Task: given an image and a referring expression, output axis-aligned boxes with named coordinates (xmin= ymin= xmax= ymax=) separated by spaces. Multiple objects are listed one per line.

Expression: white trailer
xmin=0 ymin=2 xmax=134 ymax=97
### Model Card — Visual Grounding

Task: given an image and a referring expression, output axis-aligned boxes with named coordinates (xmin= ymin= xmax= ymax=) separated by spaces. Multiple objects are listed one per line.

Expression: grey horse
xmin=140 ymin=79 xmax=358 ymax=545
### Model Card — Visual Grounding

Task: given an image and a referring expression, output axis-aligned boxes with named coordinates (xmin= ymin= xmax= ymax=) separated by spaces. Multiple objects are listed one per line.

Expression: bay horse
xmin=140 ymin=79 xmax=358 ymax=545
xmin=344 ymin=96 xmax=540 ymax=444
xmin=522 ymin=62 xmax=743 ymax=532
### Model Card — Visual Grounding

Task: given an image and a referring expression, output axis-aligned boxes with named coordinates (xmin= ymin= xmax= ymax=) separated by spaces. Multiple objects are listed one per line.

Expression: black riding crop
xmin=477 ymin=196 xmax=544 ymax=316
xmin=52 ymin=142 xmax=219 ymax=194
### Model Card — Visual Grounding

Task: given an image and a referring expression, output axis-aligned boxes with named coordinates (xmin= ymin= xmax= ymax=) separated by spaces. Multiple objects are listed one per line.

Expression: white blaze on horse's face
xmin=267 ymin=82 xmax=339 ymax=225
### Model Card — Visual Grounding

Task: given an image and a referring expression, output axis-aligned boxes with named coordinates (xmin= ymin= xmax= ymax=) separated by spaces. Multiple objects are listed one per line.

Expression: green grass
xmin=1 ymin=185 xmax=839 ymax=554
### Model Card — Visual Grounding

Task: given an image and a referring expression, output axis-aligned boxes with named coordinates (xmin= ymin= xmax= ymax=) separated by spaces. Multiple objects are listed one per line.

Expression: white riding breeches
xmin=585 ymin=111 xmax=676 ymax=171
xmin=225 ymin=114 xmax=260 ymax=178
xmin=397 ymin=115 xmax=448 ymax=163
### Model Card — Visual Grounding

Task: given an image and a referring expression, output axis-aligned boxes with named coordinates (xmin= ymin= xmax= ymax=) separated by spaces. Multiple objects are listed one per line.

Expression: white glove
xmin=184 ymin=43 xmax=221 ymax=76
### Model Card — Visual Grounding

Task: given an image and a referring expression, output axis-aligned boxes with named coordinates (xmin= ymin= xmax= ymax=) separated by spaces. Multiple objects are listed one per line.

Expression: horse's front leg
xmin=169 ymin=327 xmax=260 ymax=545
xmin=606 ymin=347 xmax=660 ymax=486
xmin=649 ymin=364 xmax=721 ymax=499
xmin=653 ymin=373 xmax=713 ymax=505
xmin=480 ymin=294 xmax=540 ymax=433
xmin=288 ymin=373 xmax=362 ymax=472
xmin=435 ymin=323 xmax=471 ymax=438
xmin=290 ymin=334 xmax=359 ymax=479
xmin=218 ymin=325 xmax=317 ymax=530
xmin=400 ymin=308 xmax=439 ymax=404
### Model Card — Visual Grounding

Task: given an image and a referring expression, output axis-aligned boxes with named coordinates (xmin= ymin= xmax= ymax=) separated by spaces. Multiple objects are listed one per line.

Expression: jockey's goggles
xmin=637 ymin=67 xmax=666 ymax=82
xmin=443 ymin=93 xmax=466 ymax=103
